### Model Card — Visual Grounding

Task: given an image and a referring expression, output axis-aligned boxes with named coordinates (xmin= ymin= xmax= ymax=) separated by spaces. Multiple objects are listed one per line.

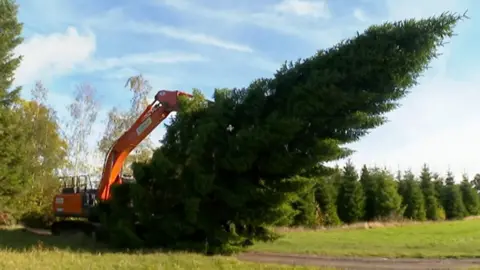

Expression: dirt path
xmin=238 ymin=252 xmax=480 ymax=270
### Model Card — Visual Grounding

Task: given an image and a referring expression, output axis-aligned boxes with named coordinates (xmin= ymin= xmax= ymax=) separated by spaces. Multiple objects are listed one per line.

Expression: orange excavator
xmin=51 ymin=89 xmax=193 ymax=235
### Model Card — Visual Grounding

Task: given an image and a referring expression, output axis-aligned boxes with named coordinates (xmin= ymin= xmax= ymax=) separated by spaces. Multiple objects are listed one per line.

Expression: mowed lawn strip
xmin=0 ymin=251 xmax=325 ymax=270
xmin=0 ymin=227 xmax=323 ymax=270
xmin=251 ymin=219 xmax=480 ymax=258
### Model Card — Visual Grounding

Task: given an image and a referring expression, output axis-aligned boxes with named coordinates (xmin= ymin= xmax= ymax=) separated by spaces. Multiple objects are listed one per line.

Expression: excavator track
xmin=51 ymin=220 xmax=102 ymax=238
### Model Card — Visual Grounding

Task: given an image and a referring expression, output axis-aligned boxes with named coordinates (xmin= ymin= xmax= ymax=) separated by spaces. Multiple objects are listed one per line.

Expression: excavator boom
xmin=51 ymin=89 xmax=192 ymax=235
xmin=97 ymin=90 xmax=192 ymax=201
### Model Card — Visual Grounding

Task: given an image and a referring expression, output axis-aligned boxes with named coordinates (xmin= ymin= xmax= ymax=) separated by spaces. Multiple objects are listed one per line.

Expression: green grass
xmin=4 ymin=219 xmax=480 ymax=269
xmin=0 ymin=227 xmax=320 ymax=270
xmin=251 ymin=219 xmax=480 ymax=258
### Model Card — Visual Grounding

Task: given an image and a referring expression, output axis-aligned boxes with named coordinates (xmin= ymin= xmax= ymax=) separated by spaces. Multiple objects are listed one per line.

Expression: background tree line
xmin=291 ymin=162 xmax=480 ymax=228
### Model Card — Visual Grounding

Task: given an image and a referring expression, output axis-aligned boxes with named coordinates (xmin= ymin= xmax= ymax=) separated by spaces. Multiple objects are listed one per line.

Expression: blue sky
xmin=12 ymin=0 xmax=480 ymax=179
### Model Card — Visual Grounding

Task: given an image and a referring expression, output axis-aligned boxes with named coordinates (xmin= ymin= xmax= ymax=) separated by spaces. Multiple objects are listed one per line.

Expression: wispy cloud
xmin=82 ymin=51 xmax=207 ymax=73
xmin=152 ymin=0 xmax=340 ymax=46
xmin=126 ymin=21 xmax=254 ymax=53
xmin=273 ymin=0 xmax=330 ymax=19
xmin=85 ymin=8 xmax=253 ymax=53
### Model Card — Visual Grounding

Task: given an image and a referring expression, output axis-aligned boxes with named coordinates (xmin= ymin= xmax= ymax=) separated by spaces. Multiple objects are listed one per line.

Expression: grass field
xmin=251 ymin=219 xmax=480 ymax=258
xmin=0 ymin=227 xmax=322 ymax=270
xmin=2 ymin=219 xmax=480 ymax=269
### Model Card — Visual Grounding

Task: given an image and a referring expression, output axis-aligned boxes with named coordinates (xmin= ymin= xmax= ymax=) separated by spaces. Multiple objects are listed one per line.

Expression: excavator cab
xmin=59 ymin=175 xmax=96 ymax=194
xmin=53 ymin=175 xmax=97 ymax=219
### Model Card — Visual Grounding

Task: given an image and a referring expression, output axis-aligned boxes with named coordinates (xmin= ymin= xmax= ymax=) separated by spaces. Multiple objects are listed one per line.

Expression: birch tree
xmin=29 ymin=81 xmax=49 ymax=182
xmin=98 ymin=75 xmax=154 ymax=175
xmin=31 ymin=81 xmax=47 ymax=104
xmin=64 ymin=83 xmax=100 ymax=176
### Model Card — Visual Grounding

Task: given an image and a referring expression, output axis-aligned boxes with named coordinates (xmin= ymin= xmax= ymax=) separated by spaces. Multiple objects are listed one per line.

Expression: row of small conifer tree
xmin=293 ymin=162 xmax=480 ymax=227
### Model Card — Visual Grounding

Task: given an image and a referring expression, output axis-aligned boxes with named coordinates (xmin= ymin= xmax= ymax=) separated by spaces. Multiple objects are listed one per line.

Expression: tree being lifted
xmin=98 ymin=13 xmax=466 ymax=254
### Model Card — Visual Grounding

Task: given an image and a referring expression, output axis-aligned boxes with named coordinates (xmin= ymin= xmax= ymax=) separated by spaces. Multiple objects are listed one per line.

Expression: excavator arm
xmin=50 ymin=89 xmax=192 ymax=236
xmin=96 ymin=89 xmax=192 ymax=201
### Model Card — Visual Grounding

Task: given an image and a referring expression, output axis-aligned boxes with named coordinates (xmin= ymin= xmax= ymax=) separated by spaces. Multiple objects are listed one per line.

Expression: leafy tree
xmin=419 ymin=164 xmax=441 ymax=220
xmin=399 ymin=170 xmax=426 ymax=220
xmin=460 ymin=174 xmax=480 ymax=215
xmin=336 ymin=162 xmax=365 ymax=223
xmin=370 ymin=168 xmax=403 ymax=220
xmin=28 ymin=81 xmax=65 ymax=176
xmin=11 ymin=98 xmax=67 ymax=226
xmin=99 ymin=13 xmax=465 ymax=254
xmin=0 ymin=82 xmax=67 ymax=225
xmin=360 ymin=165 xmax=376 ymax=220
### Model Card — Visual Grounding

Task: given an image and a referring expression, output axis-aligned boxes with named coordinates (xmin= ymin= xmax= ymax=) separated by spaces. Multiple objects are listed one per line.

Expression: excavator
xmin=51 ymin=89 xmax=193 ymax=236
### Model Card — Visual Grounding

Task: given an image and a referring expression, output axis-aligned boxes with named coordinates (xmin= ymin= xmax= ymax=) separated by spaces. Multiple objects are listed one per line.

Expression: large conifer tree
xmin=99 ymin=13 xmax=466 ymax=253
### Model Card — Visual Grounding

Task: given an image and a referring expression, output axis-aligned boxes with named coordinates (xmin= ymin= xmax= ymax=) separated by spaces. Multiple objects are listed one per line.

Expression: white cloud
xmin=14 ymin=27 xmax=96 ymax=86
xmin=273 ymin=0 xmax=330 ymax=19
xmin=353 ymin=8 xmax=368 ymax=22
xmin=14 ymin=24 xmax=208 ymax=89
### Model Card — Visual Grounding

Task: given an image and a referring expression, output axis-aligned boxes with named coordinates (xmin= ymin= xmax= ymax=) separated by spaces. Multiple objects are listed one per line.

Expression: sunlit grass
xmin=252 ymin=219 xmax=480 ymax=258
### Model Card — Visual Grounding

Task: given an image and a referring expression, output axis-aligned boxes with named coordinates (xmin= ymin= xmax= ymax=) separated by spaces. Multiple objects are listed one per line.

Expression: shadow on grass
xmin=0 ymin=227 xmax=238 ymax=257
xmin=0 ymin=227 xmax=110 ymax=253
